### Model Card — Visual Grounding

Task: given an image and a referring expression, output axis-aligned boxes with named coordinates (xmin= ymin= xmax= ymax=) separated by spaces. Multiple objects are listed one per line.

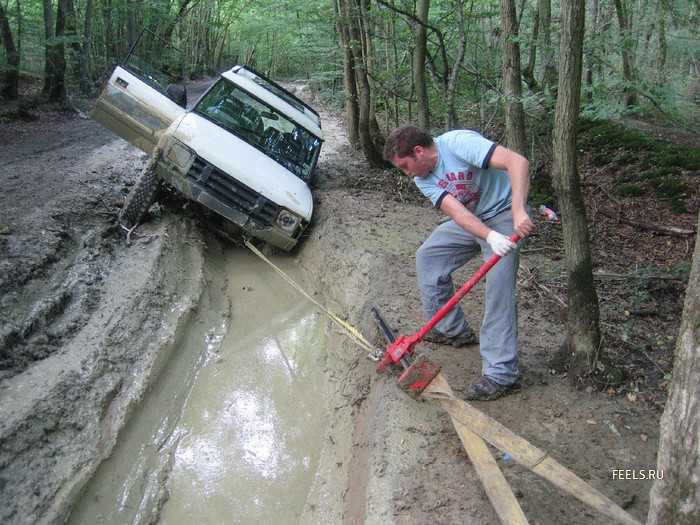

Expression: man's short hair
xmin=383 ymin=125 xmax=434 ymax=161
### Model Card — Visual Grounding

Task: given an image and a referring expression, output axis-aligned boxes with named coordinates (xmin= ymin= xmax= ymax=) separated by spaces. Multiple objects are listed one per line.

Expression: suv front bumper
xmin=157 ymin=155 xmax=307 ymax=251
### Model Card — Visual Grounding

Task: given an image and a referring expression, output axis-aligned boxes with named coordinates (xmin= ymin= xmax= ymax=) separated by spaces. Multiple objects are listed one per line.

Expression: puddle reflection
xmin=160 ymin=253 xmax=326 ymax=524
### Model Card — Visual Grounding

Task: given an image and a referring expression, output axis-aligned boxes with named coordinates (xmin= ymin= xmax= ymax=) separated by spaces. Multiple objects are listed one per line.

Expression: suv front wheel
xmin=119 ymin=151 xmax=162 ymax=230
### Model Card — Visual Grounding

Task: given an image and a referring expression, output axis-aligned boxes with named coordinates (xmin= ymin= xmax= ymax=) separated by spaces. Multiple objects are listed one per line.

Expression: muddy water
xmin=69 ymin=247 xmax=327 ymax=524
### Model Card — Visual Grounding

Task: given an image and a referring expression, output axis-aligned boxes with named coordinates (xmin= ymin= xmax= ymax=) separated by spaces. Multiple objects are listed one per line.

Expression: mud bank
xmin=0 ymin=217 xmax=205 ymax=525
xmin=0 ymin=116 xmax=208 ymax=524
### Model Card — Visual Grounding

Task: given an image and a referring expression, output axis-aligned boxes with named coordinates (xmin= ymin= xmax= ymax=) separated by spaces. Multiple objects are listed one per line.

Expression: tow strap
xmin=243 ymin=238 xmax=382 ymax=361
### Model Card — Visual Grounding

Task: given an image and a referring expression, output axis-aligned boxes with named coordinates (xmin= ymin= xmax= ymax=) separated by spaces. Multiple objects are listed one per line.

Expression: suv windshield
xmin=194 ymin=79 xmax=322 ymax=182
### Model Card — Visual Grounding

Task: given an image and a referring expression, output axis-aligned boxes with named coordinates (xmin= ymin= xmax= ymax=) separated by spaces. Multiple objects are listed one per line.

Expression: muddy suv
xmin=91 ymin=34 xmax=323 ymax=251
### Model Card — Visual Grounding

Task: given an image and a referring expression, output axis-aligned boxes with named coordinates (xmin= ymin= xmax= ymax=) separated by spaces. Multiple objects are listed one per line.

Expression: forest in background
xmin=0 ymin=0 xmax=698 ymax=130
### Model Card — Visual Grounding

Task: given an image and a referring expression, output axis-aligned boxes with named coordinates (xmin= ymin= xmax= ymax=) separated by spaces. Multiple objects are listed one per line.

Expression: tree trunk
xmin=161 ymin=0 xmax=193 ymax=45
xmin=523 ymin=4 xmax=540 ymax=92
xmin=65 ymin=0 xmax=80 ymax=91
xmin=127 ymin=0 xmax=139 ymax=50
xmin=78 ymin=0 xmax=94 ymax=95
xmin=445 ymin=0 xmax=469 ymax=130
xmin=359 ymin=0 xmax=383 ymax=150
xmin=0 ymin=1 xmax=20 ymax=99
xmin=538 ymin=0 xmax=557 ymax=92
xmin=656 ymin=0 xmax=667 ymax=87
xmin=102 ymin=0 xmax=116 ymax=63
xmin=613 ymin=0 xmax=637 ymax=107
xmin=500 ymin=0 xmax=527 ymax=155
xmin=414 ymin=0 xmax=429 ymax=129
xmin=345 ymin=0 xmax=384 ymax=167
xmin=552 ymin=0 xmax=601 ymax=380
xmin=647 ymin=213 xmax=700 ymax=525
xmin=49 ymin=0 xmax=67 ymax=102
xmin=41 ymin=0 xmax=54 ymax=96
xmin=334 ymin=0 xmax=360 ymax=148
xmin=585 ymin=0 xmax=599 ymax=102
xmin=15 ymin=0 xmax=20 ymax=56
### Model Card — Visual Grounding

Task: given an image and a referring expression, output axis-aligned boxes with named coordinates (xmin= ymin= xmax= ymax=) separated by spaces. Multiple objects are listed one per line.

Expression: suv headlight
xmin=276 ymin=210 xmax=301 ymax=233
xmin=166 ymin=139 xmax=195 ymax=172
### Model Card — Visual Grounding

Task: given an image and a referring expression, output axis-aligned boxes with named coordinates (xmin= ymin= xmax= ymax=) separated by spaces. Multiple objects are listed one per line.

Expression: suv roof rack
xmin=233 ymin=65 xmax=320 ymax=119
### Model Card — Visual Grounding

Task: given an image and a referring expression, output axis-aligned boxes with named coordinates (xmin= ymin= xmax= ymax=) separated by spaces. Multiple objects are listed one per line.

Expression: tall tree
xmin=538 ymin=0 xmax=556 ymax=92
xmin=523 ymin=1 xmax=539 ymax=92
xmin=613 ymin=0 xmax=637 ymax=107
xmin=655 ymin=0 xmax=668 ymax=87
xmin=78 ymin=0 xmax=94 ymax=95
xmin=444 ymin=0 xmax=467 ymax=129
xmin=49 ymin=0 xmax=68 ymax=102
xmin=342 ymin=0 xmax=384 ymax=166
xmin=41 ymin=0 xmax=54 ymax=96
xmin=0 ymin=0 xmax=20 ymax=99
xmin=334 ymin=0 xmax=360 ymax=147
xmin=414 ymin=0 xmax=429 ymax=129
xmin=500 ymin=0 xmax=527 ymax=154
xmin=127 ymin=0 xmax=140 ymax=50
xmin=647 ymin=212 xmax=700 ymax=525
xmin=64 ymin=0 xmax=81 ymax=93
xmin=585 ymin=0 xmax=600 ymax=102
xmin=552 ymin=0 xmax=601 ymax=379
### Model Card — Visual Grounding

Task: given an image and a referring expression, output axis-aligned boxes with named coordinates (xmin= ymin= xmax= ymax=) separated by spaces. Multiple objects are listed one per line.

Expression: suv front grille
xmin=186 ymin=156 xmax=280 ymax=226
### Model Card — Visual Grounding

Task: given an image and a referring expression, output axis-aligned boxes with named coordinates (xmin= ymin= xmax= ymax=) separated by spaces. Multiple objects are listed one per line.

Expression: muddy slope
xmin=0 ymin=116 xmax=207 ymax=524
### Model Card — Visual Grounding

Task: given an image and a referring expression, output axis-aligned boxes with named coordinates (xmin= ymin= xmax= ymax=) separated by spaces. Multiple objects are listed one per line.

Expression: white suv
xmin=91 ymin=33 xmax=323 ymax=251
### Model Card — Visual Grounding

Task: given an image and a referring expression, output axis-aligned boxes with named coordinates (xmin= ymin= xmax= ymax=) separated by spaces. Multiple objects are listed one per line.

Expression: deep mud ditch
xmin=1 ymin=86 xmax=661 ymax=524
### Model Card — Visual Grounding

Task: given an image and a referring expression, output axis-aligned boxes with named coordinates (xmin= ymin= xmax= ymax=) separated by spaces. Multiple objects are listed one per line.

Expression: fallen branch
xmin=598 ymin=209 xmax=696 ymax=237
xmin=593 ymin=272 xmax=684 ymax=282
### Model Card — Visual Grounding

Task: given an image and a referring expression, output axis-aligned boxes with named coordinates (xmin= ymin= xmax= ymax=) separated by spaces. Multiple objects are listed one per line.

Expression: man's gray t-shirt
xmin=414 ymin=130 xmax=512 ymax=220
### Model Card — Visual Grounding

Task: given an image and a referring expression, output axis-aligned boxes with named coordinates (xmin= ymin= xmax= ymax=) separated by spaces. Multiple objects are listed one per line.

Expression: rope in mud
xmin=243 ymin=238 xmax=382 ymax=360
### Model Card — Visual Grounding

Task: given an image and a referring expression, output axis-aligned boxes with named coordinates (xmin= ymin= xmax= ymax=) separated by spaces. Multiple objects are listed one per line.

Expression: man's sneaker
xmin=465 ymin=376 xmax=521 ymax=401
xmin=423 ymin=328 xmax=478 ymax=347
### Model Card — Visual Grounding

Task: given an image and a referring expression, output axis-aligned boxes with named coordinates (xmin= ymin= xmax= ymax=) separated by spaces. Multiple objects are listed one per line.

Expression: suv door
xmin=91 ymin=30 xmax=187 ymax=154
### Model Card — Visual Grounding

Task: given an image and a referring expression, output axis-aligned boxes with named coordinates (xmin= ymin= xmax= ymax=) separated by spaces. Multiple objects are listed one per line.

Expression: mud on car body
xmin=91 ymin=33 xmax=323 ymax=251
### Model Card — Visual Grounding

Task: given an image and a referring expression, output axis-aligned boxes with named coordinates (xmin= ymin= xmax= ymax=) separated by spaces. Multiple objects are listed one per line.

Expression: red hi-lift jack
xmin=374 ymin=234 xmax=521 ymax=394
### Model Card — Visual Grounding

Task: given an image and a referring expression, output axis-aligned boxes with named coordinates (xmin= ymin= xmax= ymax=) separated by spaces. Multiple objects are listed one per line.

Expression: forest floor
xmin=0 ymin=78 xmax=698 ymax=524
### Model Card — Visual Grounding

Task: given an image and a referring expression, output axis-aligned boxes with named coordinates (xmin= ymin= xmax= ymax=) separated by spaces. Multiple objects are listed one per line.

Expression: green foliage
xmin=580 ymin=118 xmax=698 ymax=213
xmin=580 ymin=121 xmax=653 ymax=151
xmin=614 ymin=183 xmax=644 ymax=197
xmin=655 ymin=145 xmax=700 ymax=170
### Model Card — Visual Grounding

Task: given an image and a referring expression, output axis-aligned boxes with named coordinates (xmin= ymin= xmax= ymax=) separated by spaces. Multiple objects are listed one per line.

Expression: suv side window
xmin=123 ymin=30 xmax=187 ymax=107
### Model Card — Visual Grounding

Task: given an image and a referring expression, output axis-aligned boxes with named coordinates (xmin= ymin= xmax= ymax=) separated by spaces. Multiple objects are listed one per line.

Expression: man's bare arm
xmin=440 ymin=194 xmax=491 ymax=239
xmin=488 ymin=145 xmax=534 ymax=237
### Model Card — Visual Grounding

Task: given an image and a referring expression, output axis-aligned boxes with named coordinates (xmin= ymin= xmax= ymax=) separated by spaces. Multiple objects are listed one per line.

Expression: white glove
xmin=486 ymin=231 xmax=516 ymax=257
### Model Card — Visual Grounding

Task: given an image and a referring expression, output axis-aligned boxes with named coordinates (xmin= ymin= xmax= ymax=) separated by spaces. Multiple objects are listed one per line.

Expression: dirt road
xmin=0 ymin=88 xmax=660 ymax=524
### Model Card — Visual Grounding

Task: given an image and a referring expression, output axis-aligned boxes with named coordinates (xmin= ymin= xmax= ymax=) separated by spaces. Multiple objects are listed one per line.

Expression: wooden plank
xmin=425 ymin=374 xmax=529 ymax=524
xmin=422 ymin=373 xmax=641 ymax=525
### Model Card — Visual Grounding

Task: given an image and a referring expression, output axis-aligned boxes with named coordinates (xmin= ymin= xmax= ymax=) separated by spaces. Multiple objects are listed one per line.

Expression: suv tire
xmin=119 ymin=152 xmax=162 ymax=229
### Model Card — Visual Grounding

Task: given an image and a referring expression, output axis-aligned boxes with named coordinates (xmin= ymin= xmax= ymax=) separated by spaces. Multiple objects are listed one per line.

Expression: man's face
xmin=391 ymin=145 xmax=435 ymax=178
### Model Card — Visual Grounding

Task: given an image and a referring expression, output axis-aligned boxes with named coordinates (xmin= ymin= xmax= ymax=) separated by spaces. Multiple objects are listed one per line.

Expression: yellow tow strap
xmin=243 ymin=238 xmax=382 ymax=360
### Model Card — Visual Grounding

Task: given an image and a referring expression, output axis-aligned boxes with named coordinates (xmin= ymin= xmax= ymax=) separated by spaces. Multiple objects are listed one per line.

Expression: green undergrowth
xmin=578 ymin=119 xmax=699 ymax=213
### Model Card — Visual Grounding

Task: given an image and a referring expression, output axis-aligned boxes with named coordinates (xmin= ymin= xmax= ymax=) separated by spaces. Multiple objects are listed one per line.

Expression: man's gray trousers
xmin=416 ymin=209 xmax=520 ymax=386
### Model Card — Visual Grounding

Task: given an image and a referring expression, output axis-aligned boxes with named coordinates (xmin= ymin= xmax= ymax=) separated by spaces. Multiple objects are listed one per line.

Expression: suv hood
xmin=172 ymin=113 xmax=313 ymax=220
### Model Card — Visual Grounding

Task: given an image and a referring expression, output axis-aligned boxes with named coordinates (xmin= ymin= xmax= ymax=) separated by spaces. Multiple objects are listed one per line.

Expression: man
xmin=383 ymin=126 xmax=534 ymax=401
